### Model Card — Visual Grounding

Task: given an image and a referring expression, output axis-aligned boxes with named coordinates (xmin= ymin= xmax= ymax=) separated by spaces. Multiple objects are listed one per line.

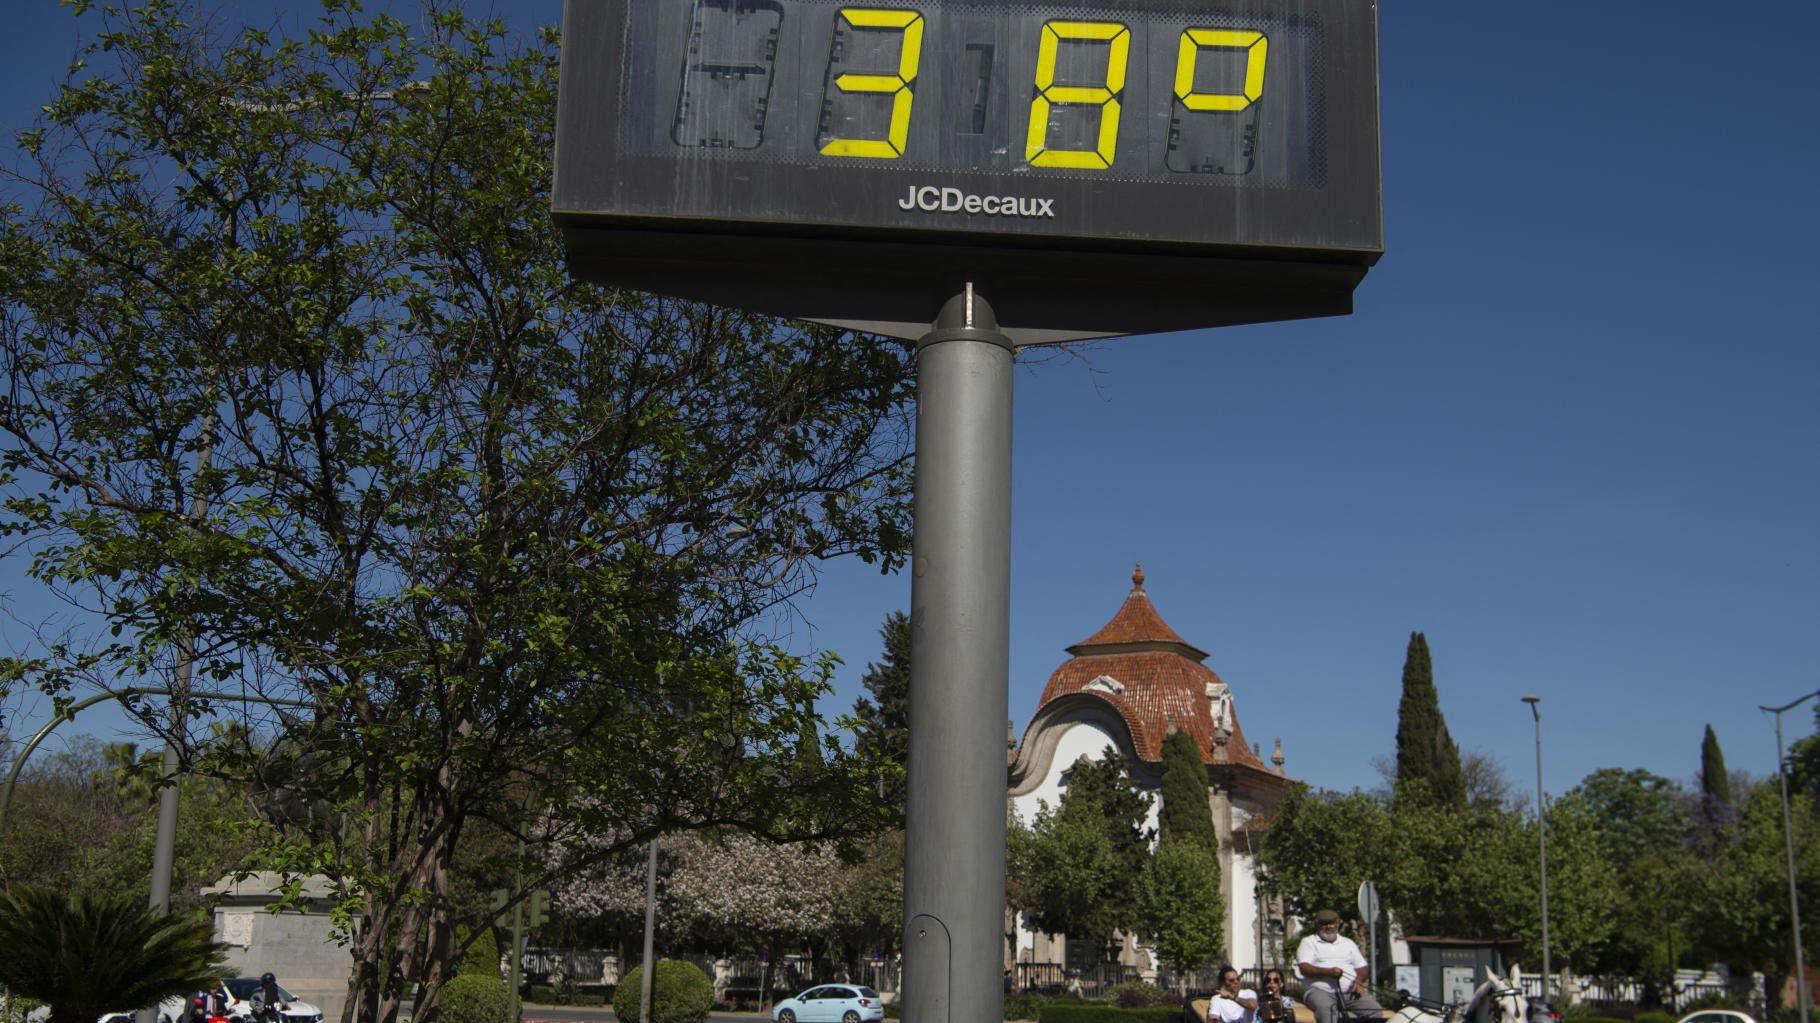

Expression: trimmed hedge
xmin=1005 ymin=994 xmax=1050 ymax=1020
xmin=613 ymin=960 xmax=714 ymax=1023
xmin=1039 ymin=1004 xmax=1181 ymax=1023
xmin=1635 ymin=1012 xmax=1675 ymax=1023
xmin=526 ymin=983 xmax=613 ymax=1005
xmin=441 ymin=973 xmax=512 ymax=1023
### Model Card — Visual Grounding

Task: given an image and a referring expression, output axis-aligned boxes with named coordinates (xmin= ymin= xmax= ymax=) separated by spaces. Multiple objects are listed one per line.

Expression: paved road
xmin=518 ymin=1009 xmax=768 ymax=1023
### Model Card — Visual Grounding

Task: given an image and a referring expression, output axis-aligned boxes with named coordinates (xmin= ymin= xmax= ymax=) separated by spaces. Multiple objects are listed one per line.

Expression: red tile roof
xmin=1066 ymin=565 xmax=1209 ymax=661
xmin=1034 ymin=565 xmax=1271 ymax=771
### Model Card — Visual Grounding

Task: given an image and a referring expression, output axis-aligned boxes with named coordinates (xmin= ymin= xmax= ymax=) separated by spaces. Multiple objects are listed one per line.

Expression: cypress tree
xmin=1158 ymin=727 xmax=1218 ymax=856
xmin=853 ymin=610 xmax=912 ymax=805
xmin=1058 ymin=749 xmax=1154 ymax=935
xmin=1701 ymin=724 xmax=1732 ymax=811
xmin=1394 ymin=632 xmax=1467 ymax=807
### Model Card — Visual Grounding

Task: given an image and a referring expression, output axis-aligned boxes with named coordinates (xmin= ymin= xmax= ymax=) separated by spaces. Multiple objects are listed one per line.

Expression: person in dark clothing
xmin=249 ymin=974 xmax=283 ymax=1023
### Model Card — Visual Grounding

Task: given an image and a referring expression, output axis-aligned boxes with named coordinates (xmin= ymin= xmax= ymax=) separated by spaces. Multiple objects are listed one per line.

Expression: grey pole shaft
xmin=147 ymin=648 xmax=193 ymax=915
xmin=1533 ymin=711 xmax=1549 ymax=1000
xmin=903 ymin=286 xmax=1013 ymax=1023
xmin=148 ymin=410 xmax=215 ymax=921
xmin=641 ymin=838 xmax=659 ymax=1023
xmin=508 ymin=895 xmax=526 ymax=1021
xmin=1771 ymin=706 xmax=1811 ymax=1023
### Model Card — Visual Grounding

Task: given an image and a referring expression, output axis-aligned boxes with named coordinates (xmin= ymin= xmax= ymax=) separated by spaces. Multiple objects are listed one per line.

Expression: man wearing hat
xmin=1295 ymin=910 xmax=1383 ymax=1023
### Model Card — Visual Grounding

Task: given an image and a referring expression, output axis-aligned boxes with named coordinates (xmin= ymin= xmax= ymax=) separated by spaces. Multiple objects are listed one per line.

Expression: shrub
xmin=1678 ymin=994 xmax=1745 ymax=1014
xmin=441 ymin=973 xmax=512 ymax=1023
xmin=1039 ymin=1004 xmax=1180 ymax=1023
xmin=458 ymin=927 xmax=501 ymax=979
xmin=613 ymin=961 xmax=714 ymax=1023
xmin=1110 ymin=984 xmax=1172 ymax=1009
xmin=1635 ymin=1012 xmax=1675 ymax=1023
xmin=1007 ymin=994 xmax=1050 ymax=1020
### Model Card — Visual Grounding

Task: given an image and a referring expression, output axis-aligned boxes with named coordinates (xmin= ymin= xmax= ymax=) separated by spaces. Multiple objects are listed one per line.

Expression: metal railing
xmin=1011 ymin=963 xmax=1141 ymax=997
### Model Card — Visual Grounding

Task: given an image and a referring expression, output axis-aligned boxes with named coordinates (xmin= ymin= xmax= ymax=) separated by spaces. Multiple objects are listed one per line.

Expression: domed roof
xmin=1033 ymin=565 xmax=1271 ymax=770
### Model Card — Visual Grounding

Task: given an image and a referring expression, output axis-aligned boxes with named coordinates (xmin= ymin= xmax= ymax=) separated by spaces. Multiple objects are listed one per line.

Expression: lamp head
xmin=1522 ymin=694 xmax=1540 ymax=720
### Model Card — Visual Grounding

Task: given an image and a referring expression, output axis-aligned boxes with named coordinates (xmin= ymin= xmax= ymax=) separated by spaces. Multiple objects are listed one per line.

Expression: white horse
xmin=1385 ymin=965 xmax=1530 ymax=1023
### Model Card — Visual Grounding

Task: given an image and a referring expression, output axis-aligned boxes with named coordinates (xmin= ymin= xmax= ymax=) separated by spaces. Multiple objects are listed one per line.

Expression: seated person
xmin=1209 ymin=967 xmax=1258 ymax=1023
xmin=1296 ymin=910 xmax=1384 ymax=1023
xmin=1257 ymin=970 xmax=1295 ymax=1023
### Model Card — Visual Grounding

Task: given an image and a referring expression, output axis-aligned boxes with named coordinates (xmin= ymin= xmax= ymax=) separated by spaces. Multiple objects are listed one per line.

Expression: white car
xmin=158 ymin=981 xmax=323 ymax=1023
xmin=770 ymin=985 xmax=886 ymax=1023
xmin=24 ymin=1009 xmax=134 ymax=1023
xmin=1676 ymin=1012 xmax=1757 ymax=1023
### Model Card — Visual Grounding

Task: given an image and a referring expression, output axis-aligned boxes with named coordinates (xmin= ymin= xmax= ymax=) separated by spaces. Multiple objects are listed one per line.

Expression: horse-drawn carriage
xmin=1189 ymin=966 xmax=1532 ymax=1023
xmin=1387 ymin=967 xmax=1531 ymax=1023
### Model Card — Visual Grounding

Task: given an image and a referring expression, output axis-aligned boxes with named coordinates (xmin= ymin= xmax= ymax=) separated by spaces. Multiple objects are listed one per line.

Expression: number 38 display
xmin=662 ymin=2 xmax=1289 ymax=180
xmin=553 ymin=0 xmax=1381 ymax=338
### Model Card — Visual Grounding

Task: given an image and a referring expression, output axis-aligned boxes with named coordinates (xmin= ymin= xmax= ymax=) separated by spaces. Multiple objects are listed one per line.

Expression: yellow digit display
xmin=1024 ymin=21 xmax=1130 ymax=170
xmin=1174 ymin=29 xmax=1268 ymax=112
xmin=819 ymin=9 xmax=925 ymax=159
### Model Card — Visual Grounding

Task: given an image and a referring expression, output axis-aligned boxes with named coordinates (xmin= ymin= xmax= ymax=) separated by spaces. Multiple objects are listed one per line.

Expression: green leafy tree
xmin=1521 ymin=795 xmax=1619 ymax=974
xmin=1565 ymin=769 xmax=1692 ymax=865
xmin=96 ymin=742 xmax=163 ymax=807
xmin=1555 ymin=769 xmax=1698 ymax=994
xmin=1006 ymin=806 xmax=1036 ymax=965
xmin=1158 ymin=728 xmax=1216 ymax=856
xmin=0 ymin=738 xmax=255 ymax=906
xmin=1054 ymin=749 xmax=1153 ymax=939
xmin=852 ymin=611 xmax=911 ymax=810
xmin=1382 ymin=792 xmax=1526 ymax=940
xmin=0 ymin=3 xmax=913 ymax=1020
xmin=1788 ymin=704 xmax=1820 ymax=804
xmin=1698 ymin=782 xmax=1820 ymax=1012
xmin=0 ymin=886 xmax=228 ymax=1023
xmin=1258 ymin=784 xmax=1392 ymax=921
xmin=1393 ymin=633 xmax=1466 ymax=808
xmin=1137 ymin=838 xmax=1224 ymax=988
xmin=1024 ymin=803 xmax=1119 ymax=959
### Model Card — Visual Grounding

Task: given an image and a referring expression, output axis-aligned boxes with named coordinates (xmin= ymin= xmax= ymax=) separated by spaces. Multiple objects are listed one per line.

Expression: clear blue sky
xmin=2 ymin=0 xmax=1816 ymax=802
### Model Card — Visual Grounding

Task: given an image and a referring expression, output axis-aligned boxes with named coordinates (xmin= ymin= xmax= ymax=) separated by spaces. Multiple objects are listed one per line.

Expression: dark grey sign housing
xmin=554 ymin=0 xmax=1382 ymax=340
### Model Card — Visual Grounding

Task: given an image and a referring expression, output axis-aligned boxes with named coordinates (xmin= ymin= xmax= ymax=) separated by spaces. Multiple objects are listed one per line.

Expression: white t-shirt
xmin=1296 ymin=933 xmax=1367 ymax=991
xmin=1211 ymin=989 xmax=1259 ymax=1023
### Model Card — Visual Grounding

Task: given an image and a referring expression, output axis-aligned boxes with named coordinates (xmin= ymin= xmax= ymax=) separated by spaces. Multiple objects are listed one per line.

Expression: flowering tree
xmin=553 ymin=828 xmax=874 ymax=954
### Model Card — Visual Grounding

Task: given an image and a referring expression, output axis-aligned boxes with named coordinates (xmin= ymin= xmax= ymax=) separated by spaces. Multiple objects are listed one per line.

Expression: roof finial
xmin=1132 ymin=562 xmax=1146 ymax=591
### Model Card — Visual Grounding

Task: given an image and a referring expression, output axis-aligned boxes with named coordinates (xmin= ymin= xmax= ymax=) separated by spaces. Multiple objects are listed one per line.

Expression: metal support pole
xmin=1764 ymin=691 xmax=1820 ymax=1023
xmin=640 ymin=838 xmax=659 ymax=1023
xmin=1522 ymin=695 xmax=1549 ymax=1001
xmin=903 ymin=285 xmax=1014 ymax=1023
xmin=147 ymin=648 xmax=193 ymax=915
xmin=508 ymin=890 xmax=527 ymax=1021
xmin=145 ymin=406 xmax=215 ymax=984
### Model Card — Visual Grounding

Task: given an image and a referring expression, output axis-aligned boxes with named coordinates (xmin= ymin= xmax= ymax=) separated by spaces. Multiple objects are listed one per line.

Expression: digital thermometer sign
xmin=554 ymin=0 xmax=1381 ymax=339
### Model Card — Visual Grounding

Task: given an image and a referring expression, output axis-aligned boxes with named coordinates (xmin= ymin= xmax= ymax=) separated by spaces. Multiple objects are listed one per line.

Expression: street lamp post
xmin=1522 ymin=695 xmax=1550 ymax=1002
xmin=1762 ymin=690 xmax=1820 ymax=1023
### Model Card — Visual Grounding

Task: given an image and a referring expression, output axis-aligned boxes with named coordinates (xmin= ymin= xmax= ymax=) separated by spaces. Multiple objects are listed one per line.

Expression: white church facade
xmin=1007 ymin=566 xmax=1297 ymax=976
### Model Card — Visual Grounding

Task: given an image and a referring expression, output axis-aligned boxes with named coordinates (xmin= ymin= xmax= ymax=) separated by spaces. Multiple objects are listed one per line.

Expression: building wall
xmin=1009 ymin=721 xmax=1271 ymax=973
xmin=1011 ymin=720 xmax=1158 ymax=832
xmin=207 ymin=874 xmax=347 ymax=1023
xmin=214 ymin=907 xmax=347 ymax=1021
